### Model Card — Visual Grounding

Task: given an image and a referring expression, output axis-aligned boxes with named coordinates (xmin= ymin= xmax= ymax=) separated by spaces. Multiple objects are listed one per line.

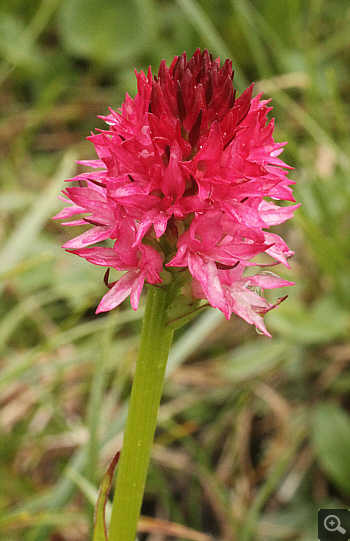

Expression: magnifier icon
xmin=324 ymin=515 xmax=346 ymax=534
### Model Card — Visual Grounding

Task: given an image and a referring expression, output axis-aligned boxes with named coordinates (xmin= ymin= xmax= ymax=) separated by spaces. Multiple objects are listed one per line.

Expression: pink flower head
xmin=54 ymin=49 xmax=299 ymax=336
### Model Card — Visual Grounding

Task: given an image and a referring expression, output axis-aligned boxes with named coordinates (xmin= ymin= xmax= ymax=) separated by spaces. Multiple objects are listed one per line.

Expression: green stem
xmin=108 ymin=286 xmax=174 ymax=541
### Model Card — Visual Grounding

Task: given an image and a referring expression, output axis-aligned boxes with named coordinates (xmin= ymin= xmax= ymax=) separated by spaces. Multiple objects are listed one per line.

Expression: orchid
xmin=55 ymin=48 xmax=298 ymax=336
xmin=55 ymin=50 xmax=299 ymax=541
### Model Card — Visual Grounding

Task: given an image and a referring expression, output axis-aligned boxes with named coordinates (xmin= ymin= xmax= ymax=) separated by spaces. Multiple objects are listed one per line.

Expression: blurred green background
xmin=1 ymin=1 xmax=350 ymax=540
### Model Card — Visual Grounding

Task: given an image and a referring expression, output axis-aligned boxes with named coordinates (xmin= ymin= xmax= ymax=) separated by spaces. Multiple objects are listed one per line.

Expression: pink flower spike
xmin=55 ymin=48 xmax=298 ymax=334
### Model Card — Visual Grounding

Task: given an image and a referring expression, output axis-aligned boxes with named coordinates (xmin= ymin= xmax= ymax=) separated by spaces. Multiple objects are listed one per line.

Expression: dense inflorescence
xmin=54 ymin=49 xmax=299 ymax=335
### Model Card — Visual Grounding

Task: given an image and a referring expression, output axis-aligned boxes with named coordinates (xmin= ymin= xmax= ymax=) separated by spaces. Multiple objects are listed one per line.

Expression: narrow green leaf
xmin=311 ymin=403 xmax=350 ymax=496
xmin=0 ymin=150 xmax=77 ymax=275
xmin=93 ymin=453 xmax=120 ymax=541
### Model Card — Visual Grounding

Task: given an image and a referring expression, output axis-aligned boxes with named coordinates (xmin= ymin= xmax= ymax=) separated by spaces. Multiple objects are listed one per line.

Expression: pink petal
xmin=66 ymin=247 xmax=123 ymax=267
xmin=242 ymin=273 xmax=294 ymax=289
xmin=264 ymin=232 xmax=294 ymax=267
xmin=259 ymin=201 xmax=301 ymax=226
xmin=161 ymin=140 xmax=186 ymax=201
xmin=53 ymin=202 xmax=86 ymax=220
xmin=96 ymin=271 xmax=140 ymax=313
xmin=187 ymin=254 xmax=227 ymax=313
xmin=63 ymin=226 xmax=111 ymax=249
xmin=195 ymin=121 xmax=223 ymax=163
xmin=224 ymin=285 xmax=272 ymax=336
xmin=130 ymin=272 xmax=146 ymax=310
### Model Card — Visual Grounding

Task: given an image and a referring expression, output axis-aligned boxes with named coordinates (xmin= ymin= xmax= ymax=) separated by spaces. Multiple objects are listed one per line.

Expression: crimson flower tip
xmin=55 ymin=49 xmax=298 ymax=334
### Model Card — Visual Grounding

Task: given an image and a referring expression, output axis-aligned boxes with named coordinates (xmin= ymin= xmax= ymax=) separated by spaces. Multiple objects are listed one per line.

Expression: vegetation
xmin=1 ymin=1 xmax=350 ymax=540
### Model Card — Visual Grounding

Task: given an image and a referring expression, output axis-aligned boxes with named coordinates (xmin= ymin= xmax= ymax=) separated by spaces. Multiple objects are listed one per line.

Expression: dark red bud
xmin=234 ymin=84 xmax=254 ymax=125
xmin=205 ymin=71 xmax=213 ymax=105
xmin=176 ymin=81 xmax=186 ymax=123
xmin=188 ymin=109 xmax=203 ymax=147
